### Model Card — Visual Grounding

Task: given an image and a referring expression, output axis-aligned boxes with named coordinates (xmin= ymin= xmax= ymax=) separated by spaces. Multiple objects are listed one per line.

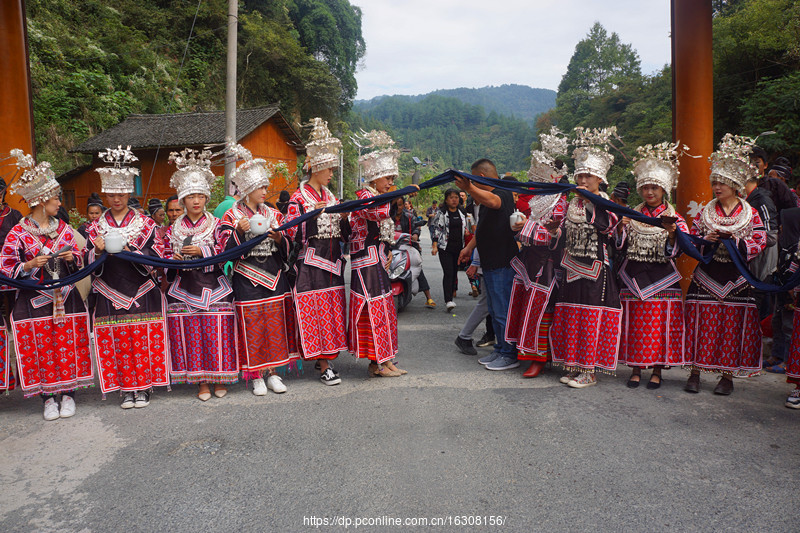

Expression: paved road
xmin=2 ymin=233 xmax=798 ymax=532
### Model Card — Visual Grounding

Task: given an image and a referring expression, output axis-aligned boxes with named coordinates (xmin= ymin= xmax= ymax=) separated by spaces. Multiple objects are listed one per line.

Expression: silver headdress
xmin=709 ymin=133 xmax=758 ymax=195
xmin=168 ymin=148 xmax=216 ymax=201
xmin=632 ymin=141 xmax=688 ymax=200
xmin=572 ymin=126 xmax=616 ymax=184
xmin=95 ymin=146 xmax=139 ymax=194
xmin=228 ymin=143 xmax=272 ymax=197
xmin=528 ymin=127 xmax=569 ymax=183
xmin=8 ymin=149 xmax=61 ymax=207
xmin=305 ymin=118 xmax=342 ymax=173
xmin=358 ymin=130 xmax=399 ymax=183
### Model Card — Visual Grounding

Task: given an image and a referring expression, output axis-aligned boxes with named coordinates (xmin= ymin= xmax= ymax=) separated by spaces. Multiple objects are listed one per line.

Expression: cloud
xmin=355 ymin=0 xmax=671 ymax=99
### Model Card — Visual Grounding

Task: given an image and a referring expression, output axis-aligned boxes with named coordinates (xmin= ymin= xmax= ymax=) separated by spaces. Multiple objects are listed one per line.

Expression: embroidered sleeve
xmin=220 ymin=208 xmax=243 ymax=252
xmin=284 ymin=200 xmax=304 ymax=242
xmin=738 ymin=207 xmax=767 ymax=262
xmin=62 ymin=225 xmax=84 ymax=268
xmin=354 ymin=191 xmax=391 ymax=222
xmin=162 ymin=226 xmax=174 ymax=259
xmin=0 ymin=226 xmax=28 ymax=279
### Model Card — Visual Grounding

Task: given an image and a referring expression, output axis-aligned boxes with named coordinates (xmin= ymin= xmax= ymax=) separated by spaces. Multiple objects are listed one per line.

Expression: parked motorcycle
xmin=388 ymin=233 xmax=423 ymax=312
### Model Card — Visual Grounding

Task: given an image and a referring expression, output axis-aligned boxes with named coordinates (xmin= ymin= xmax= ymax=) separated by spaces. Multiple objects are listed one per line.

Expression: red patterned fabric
xmin=684 ymin=298 xmax=761 ymax=373
xmin=0 ymin=327 xmax=13 ymax=391
xmin=295 ymin=287 xmax=347 ymax=359
xmin=619 ymin=289 xmax=685 ymax=367
xmin=784 ymin=307 xmax=800 ymax=380
xmin=506 ymin=280 xmax=552 ymax=358
xmin=348 ymin=291 xmax=398 ymax=364
xmin=167 ymin=306 xmax=238 ymax=384
xmin=349 ymin=188 xmax=391 ymax=254
xmin=550 ymin=303 xmax=622 ymax=372
xmin=12 ymin=315 xmax=92 ymax=397
xmin=12 ymin=315 xmax=92 ymax=396
xmin=235 ymin=294 xmax=300 ymax=372
xmin=516 ymin=312 xmax=553 ymax=362
xmin=93 ymin=316 xmax=170 ymax=393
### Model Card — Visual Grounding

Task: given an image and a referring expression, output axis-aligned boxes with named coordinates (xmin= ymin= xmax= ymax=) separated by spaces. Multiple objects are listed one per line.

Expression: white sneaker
xmin=567 ymin=372 xmax=597 ymax=388
xmin=446 ymin=301 xmax=456 ymax=312
xmin=59 ymin=395 xmax=76 ymax=418
xmin=43 ymin=398 xmax=60 ymax=421
xmin=267 ymin=374 xmax=287 ymax=394
xmin=120 ymin=392 xmax=136 ymax=409
xmin=252 ymin=377 xmax=268 ymax=396
xmin=559 ymin=371 xmax=578 ymax=384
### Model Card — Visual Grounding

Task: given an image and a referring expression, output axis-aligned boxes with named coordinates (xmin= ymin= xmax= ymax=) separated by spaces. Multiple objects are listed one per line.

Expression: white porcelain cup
xmin=509 ymin=210 xmax=525 ymax=229
xmin=104 ymin=229 xmax=126 ymax=253
xmin=249 ymin=213 xmax=268 ymax=235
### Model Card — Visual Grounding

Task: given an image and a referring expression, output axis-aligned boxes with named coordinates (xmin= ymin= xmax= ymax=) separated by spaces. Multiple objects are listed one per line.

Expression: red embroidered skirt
xmin=619 ymin=288 xmax=686 ymax=367
xmin=12 ymin=313 xmax=93 ymax=397
xmin=167 ymin=303 xmax=238 ymax=384
xmin=784 ymin=308 xmax=800 ymax=382
xmin=348 ymin=291 xmax=398 ymax=364
xmin=94 ymin=312 xmax=170 ymax=393
xmin=506 ymin=278 xmax=554 ymax=361
xmin=235 ymin=294 xmax=300 ymax=372
xmin=684 ymin=295 xmax=761 ymax=373
xmin=294 ymin=286 xmax=347 ymax=360
xmin=0 ymin=327 xmax=11 ymax=391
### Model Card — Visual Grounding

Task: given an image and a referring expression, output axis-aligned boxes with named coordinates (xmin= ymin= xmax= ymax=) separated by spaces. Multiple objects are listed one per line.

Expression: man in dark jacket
xmin=751 ymin=147 xmax=799 ymax=216
xmin=745 ymin=174 xmax=778 ymax=320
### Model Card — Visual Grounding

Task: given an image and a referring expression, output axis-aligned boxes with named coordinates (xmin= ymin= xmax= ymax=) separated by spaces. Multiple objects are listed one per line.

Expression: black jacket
xmin=758 ymin=175 xmax=798 ymax=216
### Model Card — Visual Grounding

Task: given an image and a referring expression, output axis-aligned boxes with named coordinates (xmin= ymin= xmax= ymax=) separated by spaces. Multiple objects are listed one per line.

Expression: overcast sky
xmin=354 ymin=0 xmax=672 ymax=100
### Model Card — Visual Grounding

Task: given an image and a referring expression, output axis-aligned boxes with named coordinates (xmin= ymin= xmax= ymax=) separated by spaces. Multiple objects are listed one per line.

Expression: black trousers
xmin=438 ymin=247 xmax=460 ymax=303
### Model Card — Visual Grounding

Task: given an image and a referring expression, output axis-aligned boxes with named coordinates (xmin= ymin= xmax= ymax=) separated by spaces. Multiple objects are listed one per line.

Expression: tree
xmin=282 ymin=0 xmax=366 ymax=110
xmin=712 ymin=0 xmax=800 ymax=150
xmin=557 ymin=22 xmax=641 ymax=95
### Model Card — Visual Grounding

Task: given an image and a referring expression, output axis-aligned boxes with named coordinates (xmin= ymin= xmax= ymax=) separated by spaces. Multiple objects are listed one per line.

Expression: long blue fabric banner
xmin=1 ymin=168 xmax=796 ymax=293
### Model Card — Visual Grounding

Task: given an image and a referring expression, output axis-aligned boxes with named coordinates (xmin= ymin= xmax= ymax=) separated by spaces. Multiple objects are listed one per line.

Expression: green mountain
xmin=349 ymin=93 xmax=538 ymax=173
xmin=356 ymin=84 xmax=556 ymax=126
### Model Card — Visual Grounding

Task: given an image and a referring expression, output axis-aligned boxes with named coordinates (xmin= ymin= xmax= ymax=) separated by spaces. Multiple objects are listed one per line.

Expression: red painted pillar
xmin=672 ymin=0 xmax=714 ymax=283
xmin=0 ymin=0 xmax=34 ymax=215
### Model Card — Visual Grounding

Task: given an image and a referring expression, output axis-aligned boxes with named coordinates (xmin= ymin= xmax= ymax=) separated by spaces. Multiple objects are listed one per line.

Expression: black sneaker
xmin=134 ymin=391 xmax=150 ymax=408
xmin=320 ymin=368 xmax=342 ymax=386
xmin=454 ymin=336 xmax=477 ymax=355
xmin=315 ymin=361 xmax=339 ymax=377
xmin=476 ymin=333 xmax=495 ymax=348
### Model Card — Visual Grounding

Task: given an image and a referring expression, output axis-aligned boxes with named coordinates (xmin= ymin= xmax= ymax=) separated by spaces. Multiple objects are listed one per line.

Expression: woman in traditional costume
xmin=0 ymin=176 xmax=21 ymax=393
xmin=164 ymin=148 xmax=237 ymax=400
xmin=77 ymin=193 xmax=105 ymax=239
xmin=616 ymin=142 xmax=690 ymax=389
xmin=349 ymin=131 xmax=411 ymax=377
xmin=684 ymin=134 xmax=766 ymax=395
xmin=220 ymin=145 xmax=298 ymax=396
xmin=549 ymin=127 xmax=622 ymax=388
xmin=87 ymin=146 xmax=169 ymax=409
xmin=285 ymin=119 xmax=349 ymax=385
xmin=505 ymin=128 xmax=569 ymax=378
xmin=0 ymin=150 xmax=92 ymax=420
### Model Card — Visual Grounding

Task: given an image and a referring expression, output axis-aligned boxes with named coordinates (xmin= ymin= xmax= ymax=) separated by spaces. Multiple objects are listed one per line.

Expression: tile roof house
xmin=60 ymin=105 xmax=304 ymax=213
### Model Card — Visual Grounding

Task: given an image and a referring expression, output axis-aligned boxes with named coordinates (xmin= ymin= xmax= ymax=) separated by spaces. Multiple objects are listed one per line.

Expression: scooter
xmin=388 ymin=233 xmax=423 ymax=312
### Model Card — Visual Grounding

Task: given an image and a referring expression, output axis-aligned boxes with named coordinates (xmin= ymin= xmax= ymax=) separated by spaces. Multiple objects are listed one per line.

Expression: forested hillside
xmin=26 ymin=0 xmax=364 ymax=174
xmin=350 ymin=94 xmax=536 ymax=172
xmin=356 ymin=84 xmax=556 ymax=126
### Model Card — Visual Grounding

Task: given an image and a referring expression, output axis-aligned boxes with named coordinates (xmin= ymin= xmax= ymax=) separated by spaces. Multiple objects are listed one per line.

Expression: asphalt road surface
xmin=2 ymin=232 xmax=798 ymax=532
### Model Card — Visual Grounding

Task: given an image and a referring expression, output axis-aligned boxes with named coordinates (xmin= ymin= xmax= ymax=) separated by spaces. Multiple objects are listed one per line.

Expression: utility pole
xmin=224 ymin=0 xmax=238 ymax=194
xmin=338 ymin=148 xmax=344 ymax=200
